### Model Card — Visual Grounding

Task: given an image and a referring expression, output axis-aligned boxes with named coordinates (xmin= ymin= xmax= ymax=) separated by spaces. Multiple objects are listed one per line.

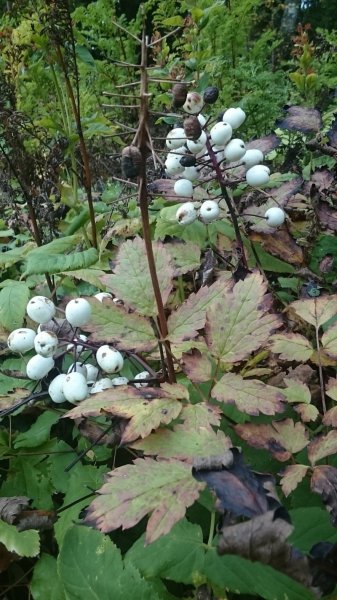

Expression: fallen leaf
xmin=277 ymin=105 xmax=322 ymax=133
xmin=282 ymin=378 xmax=311 ymax=404
xmin=249 ymin=230 xmax=304 ymax=265
xmin=311 ymin=466 xmax=337 ymax=526
xmin=326 ymin=377 xmax=337 ymax=401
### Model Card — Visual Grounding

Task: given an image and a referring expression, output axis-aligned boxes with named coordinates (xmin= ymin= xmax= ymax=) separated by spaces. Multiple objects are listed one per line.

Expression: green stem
xmin=207 ymin=510 xmax=216 ymax=547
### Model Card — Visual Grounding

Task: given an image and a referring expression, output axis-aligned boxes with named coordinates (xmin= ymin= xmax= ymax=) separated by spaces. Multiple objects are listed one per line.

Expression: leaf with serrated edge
xmin=290 ymin=296 xmax=337 ymax=328
xmin=294 ymin=404 xmax=319 ymax=423
xmin=167 ymin=278 xmax=228 ymax=343
xmin=182 ymin=349 xmax=213 ymax=382
xmin=235 ymin=419 xmax=309 ymax=461
xmin=101 ymin=237 xmax=173 ymax=316
xmin=322 ymin=323 xmax=337 ymax=358
xmin=206 ymin=273 xmax=281 ymax=363
xmin=280 ymin=465 xmax=309 ymax=497
xmin=0 ymin=282 xmax=30 ymax=331
xmin=84 ymin=458 xmax=205 ymax=544
xmin=180 ymin=403 xmax=222 ymax=429
xmin=212 ymin=373 xmax=285 ymax=416
xmin=0 ymin=520 xmax=40 ymax=557
xmin=24 ymin=248 xmax=99 ymax=276
xmin=323 ymin=406 xmax=337 ymax=427
xmin=83 ymin=299 xmax=157 ymax=352
xmin=307 ymin=430 xmax=337 ymax=466
xmin=311 ymin=466 xmax=337 ymax=527
xmin=326 ymin=377 xmax=337 ymax=401
xmin=283 ymin=379 xmax=311 ymax=404
xmin=165 ymin=241 xmax=201 ymax=275
xmin=131 ymin=427 xmax=231 ymax=462
xmin=270 ymin=333 xmax=314 ymax=362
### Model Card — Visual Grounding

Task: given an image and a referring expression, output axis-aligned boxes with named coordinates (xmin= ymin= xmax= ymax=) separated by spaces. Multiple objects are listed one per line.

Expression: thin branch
xmin=147 ymin=26 xmax=182 ymax=47
xmin=111 ymin=18 xmax=142 ymax=43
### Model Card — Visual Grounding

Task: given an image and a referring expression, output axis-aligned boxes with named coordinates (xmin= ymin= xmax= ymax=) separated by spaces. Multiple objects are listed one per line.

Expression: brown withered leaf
xmin=294 ymin=403 xmax=319 ymax=423
xmin=322 ymin=407 xmax=337 ymax=427
xmin=213 ymin=373 xmax=285 ymax=416
xmin=311 ymin=169 xmax=335 ymax=192
xmin=0 ymin=389 xmax=31 ymax=412
xmin=0 ymin=497 xmax=30 ymax=524
xmin=311 ymin=466 xmax=337 ymax=526
xmin=246 ymin=133 xmax=280 ymax=154
xmin=218 ymin=509 xmax=312 ymax=588
xmin=76 ymin=419 xmax=123 ymax=447
xmin=307 ymin=430 xmax=337 ymax=466
xmin=194 ymin=449 xmax=274 ymax=518
xmin=286 ymin=364 xmax=315 ymax=384
xmin=318 ymin=203 xmax=337 ymax=233
xmin=270 ymin=333 xmax=314 ymax=362
xmin=181 ymin=349 xmax=213 ymax=383
xmin=235 ymin=419 xmax=309 ymax=461
xmin=197 ymin=248 xmax=218 ymax=286
xmin=16 ymin=510 xmax=56 ymax=532
xmin=280 ymin=465 xmax=309 ymax=497
xmin=277 ymin=105 xmax=322 ymax=133
xmin=249 ymin=230 xmax=304 ymax=265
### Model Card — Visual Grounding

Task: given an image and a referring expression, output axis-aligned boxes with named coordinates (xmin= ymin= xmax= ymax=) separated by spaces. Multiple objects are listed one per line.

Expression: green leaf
xmin=126 ymin=518 xmax=205 ymax=584
xmin=75 ymin=44 xmax=96 ymax=67
xmin=289 ymin=507 xmax=337 ymax=551
xmin=0 ymin=242 xmax=36 ymax=268
xmin=0 ymin=281 xmax=30 ymax=330
xmin=253 ymin=243 xmax=295 ymax=273
xmin=165 ymin=240 xmax=201 ymax=276
xmin=1 ymin=455 xmax=54 ymax=509
xmin=14 ymin=410 xmax=60 ymax=449
xmin=85 ymin=458 xmax=205 ymax=543
xmin=282 ymin=379 xmax=311 ymax=404
xmin=58 ymin=526 xmax=123 ymax=600
xmin=62 ymin=269 xmax=106 ymax=289
xmin=0 ymin=520 xmax=39 ymax=557
xmin=213 ymin=373 xmax=285 ymax=416
xmin=85 ymin=298 xmax=157 ymax=352
xmin=269 ymin=333 xmax=314 ymax=361
xmin=162 ymin=15 xmax=184 ymax=26
xmin=102 ymin=237 xmax=173 ymax=317
xmin=24 ymin=248 xmax=99 ymax=275
xmin=31 ymin=553 xmax=66 ymax=600
xmin=27 ymin=235 xmax=82 ymax=256
xmin=205 ymin=273 xmax=281 ymax=363
xmin=155 ymin=205 xmax=207 ymax=246
xmin=321 ymin=323 xmax=337 ymax=358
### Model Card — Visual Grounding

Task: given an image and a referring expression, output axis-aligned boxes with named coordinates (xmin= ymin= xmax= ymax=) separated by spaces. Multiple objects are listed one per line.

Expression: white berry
xmin=240 ymin=148 xmax=264 ymax=169
xmin=90 ymin=377 xmax=113 ymax=394
xmin=63 ymin=372 xmax=88 ymax=403
xmin=96 ymin=345 xmax=124 ymax=373
xmin=183 ymin=166 xmax=199 ymax=181
xmin=165 ymin=153 xmax=185 ymax=176
xmin=197 ymin=114 xmax=207 ymax=127
xmin=111 ymin=376 xmax=129 ymax=386
xmin=222 ymin=107 xmax=246 ymax=129
xmin=176 ymin=202 xmax=198 ymax=225
xmin=85 ymin=364 xmax=99 ymax=384
xmin=94 ymin=292 xmax=112 ymax=302
xmin=134 ymin=371 xmax=151 ymax=388
xmin=183 ymin=92 xmax=203 ymax=114
xmin=26 ymin=355 xmax=54 ymax=380
xmin=65 ymin=298 xmax=92 ymax=327
xmin=166 ymin=128 xmax=186 ymax=150
xmin=48 ymin=374 xmax=67 ymax=404
xmin=199 ymin=200 xmax=220 ymax=223
xmin=174 ymin=179 xmax=193 ymax=198
xmin=186 ymin=131 xmax=207 ymax=154
xmin=246 ymin=165 xmax=270 ymax=186
xmin=264 ymin=207 xmax=286 ymax=227
xmin=26 ymin=296 xmax=56 ymax=324
xmin=67 ymin=362 xmax=87 ymax=377
xmin=224 ymin=138 xmax=246 ymax=162
xmin=7 ymin=328 xmax=36 ymax=354
xmin=210 ymin=122 xmax=232 ymax=146
xmin=34 ymin=331 xmax=58 ymax=358
xmin=67 ymin=334 xmax=88 ymax=353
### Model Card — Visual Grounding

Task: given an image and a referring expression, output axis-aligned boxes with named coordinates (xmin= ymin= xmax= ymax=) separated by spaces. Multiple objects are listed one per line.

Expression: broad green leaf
xmin=27 ymin=235 xmax=82 ymax=256
xmin=125 ymin=519 xmax=205 ymax=584
xmin=0 ymin=520 xmax=39 ymax=557
xmin=213 ymin=373 xmax=285 ymax=416
xmin=84 ymin=298 xmax=157 ymax=352
xmin=307 ymin=430 xmax=337 ymax=466
xmin=102 ymin=237 xmax=173 ymax=317
xmin=235 ymin=419 xmax=309 ymax=461
xmin=282 ymin=379 xmax=311 ymax=404
xmin=132 ymin=427 xmax=231 ymax=461
xmin=31 ymin=553 xmax=66 ymax=600
xmin=0 ymin=242 xmax=36 ymax=268
xmin=205 ymin=273 xmax=281 ymax=363
xmin=269 ymin=333 xmax=314 ymax=361
xmin=155 ymin=205 xmax=207 ymax=246
xmin=280 ymin=464 xmax=309 ymax=496
xmin=252 ymin=243 xmax=295 ymax=273
xmin=167 ymin=278 xmax=228 ymax=343
xmin=14 ymin=410 xmax=60 ymax=449
xmin=85 ymin=458 xmax=205 ymax=543
xmin=165 ymin=241 xmax=201 ymax=275
xmin=113 ymin=562 xmax=167 ymax=600
xmin=289 ymin=507 xmax=337 ymax=551
xmin=1 ymin=455 xmax=54 ymax=509
xmin=24 ymin=248 xmax=98 ymax=275
xmin=0 ymin=281 xmax=30 ymax=330
xmin=290 ymin=296 xmax=337 ymax=328
xmin=62 ymin=268 xmax=106 ymax=289
xmin=162 ymin=15 xmax=184 ymax=26
xmin=321 ymin=322 xmax=337 ymax=357
xmin=180 ymin=403 xmax=222 ymax=429
xmin=58 ymin=526 xmax=123 ymax=600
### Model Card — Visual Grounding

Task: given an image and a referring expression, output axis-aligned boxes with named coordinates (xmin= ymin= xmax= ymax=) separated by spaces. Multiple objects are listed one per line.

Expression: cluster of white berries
xmin=165 ymin=88 xmax=285 ymax=229
xmin=7 ymin=293 xmax=150 ymax=405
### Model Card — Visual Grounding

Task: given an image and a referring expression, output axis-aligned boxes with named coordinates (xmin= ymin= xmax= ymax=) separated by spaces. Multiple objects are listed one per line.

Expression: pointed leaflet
xmin=165 ymin=240 xmax=201 ymax=276
xmin=323 ymin=407 xmax=337 ymax=427
xmin=235 ymin=419 xmax=309 ymax=461
xmin=131 ymin=427 xmax=231 ymax=462
xmin=167 ymin=278 xmax=228 ymax=343
xmin=64 ymin=387 xmax=182 ymax=444
xmin=290 ymin=296 xmax=337 ymax=328
xmin=282 ymin=378 xmax=311 ymax=404
xmin=83 ymin=299 xmax=157 ymax=352
xmin=24 ymin=248 xmax=99 ymax=276
xmin=0 ymin=281 xmax=30 ymax=331
xmin=205 ymin=273 xmax=282 ymax=363
xmin=212 ymin=373 xmax=285 ymax=416
xmin=179 ymin=403 xmax=222 ymax=429
xmin=280 ymin=465 xmax=309 ymax=497
xmin=101 ymin=237 xmax=173 ymax=317
xmin=0 ymin=520 xmax=40 ymax=557
xmin=294 ymin=403 xmax=319 ymax=423
xmin=84 ymin=458 xmax=205 ymax=544
xmin=326 ymin=377 xmax=337 ymax=401
xmin=311 ymin=466 xmax=337 ymax=527
xmin=307 ymin=430 xmax=337 ymax=466
xmin=321 ymin=323 xmax=337 ymax=358
xmin=181 ymin=349 xmax=213 ymax=382
xmin=269 ymin=333 xmax=314 ymax=362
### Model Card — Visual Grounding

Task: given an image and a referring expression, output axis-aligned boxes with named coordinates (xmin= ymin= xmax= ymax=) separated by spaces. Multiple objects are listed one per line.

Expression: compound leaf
xmin=290 ymin=296 xmax=337 ymax=328
xmin=212 ymin=373 xmax=285 ymax=416
xmin=269 ymin=333 xmax=314 ymax=362
xmin=321 ymin=323 xmax=337 ymax=358
xmin=307 ymin=430 xmax=337 ymax=466
xmin=165 ymin=240 xmax=201 ymax=275
xmin=235 ymin=419 xmax=309 ymax=461
xmin=84 ymin=458 xmax=204 ymax=544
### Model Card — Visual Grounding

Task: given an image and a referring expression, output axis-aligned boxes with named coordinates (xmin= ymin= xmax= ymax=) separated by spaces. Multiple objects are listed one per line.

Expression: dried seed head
xmin=122 ymin=145 xmax=142 ymax=178
xmin=203 ymin=86 xmax=219 ymax=104
xmin=172 ymin=82 xmax=188 ymax=107
xmin=183 ymin=116 xmax=202 ymax=141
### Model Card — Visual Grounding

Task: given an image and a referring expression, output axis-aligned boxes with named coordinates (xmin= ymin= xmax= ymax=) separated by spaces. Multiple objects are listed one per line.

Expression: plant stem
xmin=207 ymin=510 xmax=216 ymax=547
